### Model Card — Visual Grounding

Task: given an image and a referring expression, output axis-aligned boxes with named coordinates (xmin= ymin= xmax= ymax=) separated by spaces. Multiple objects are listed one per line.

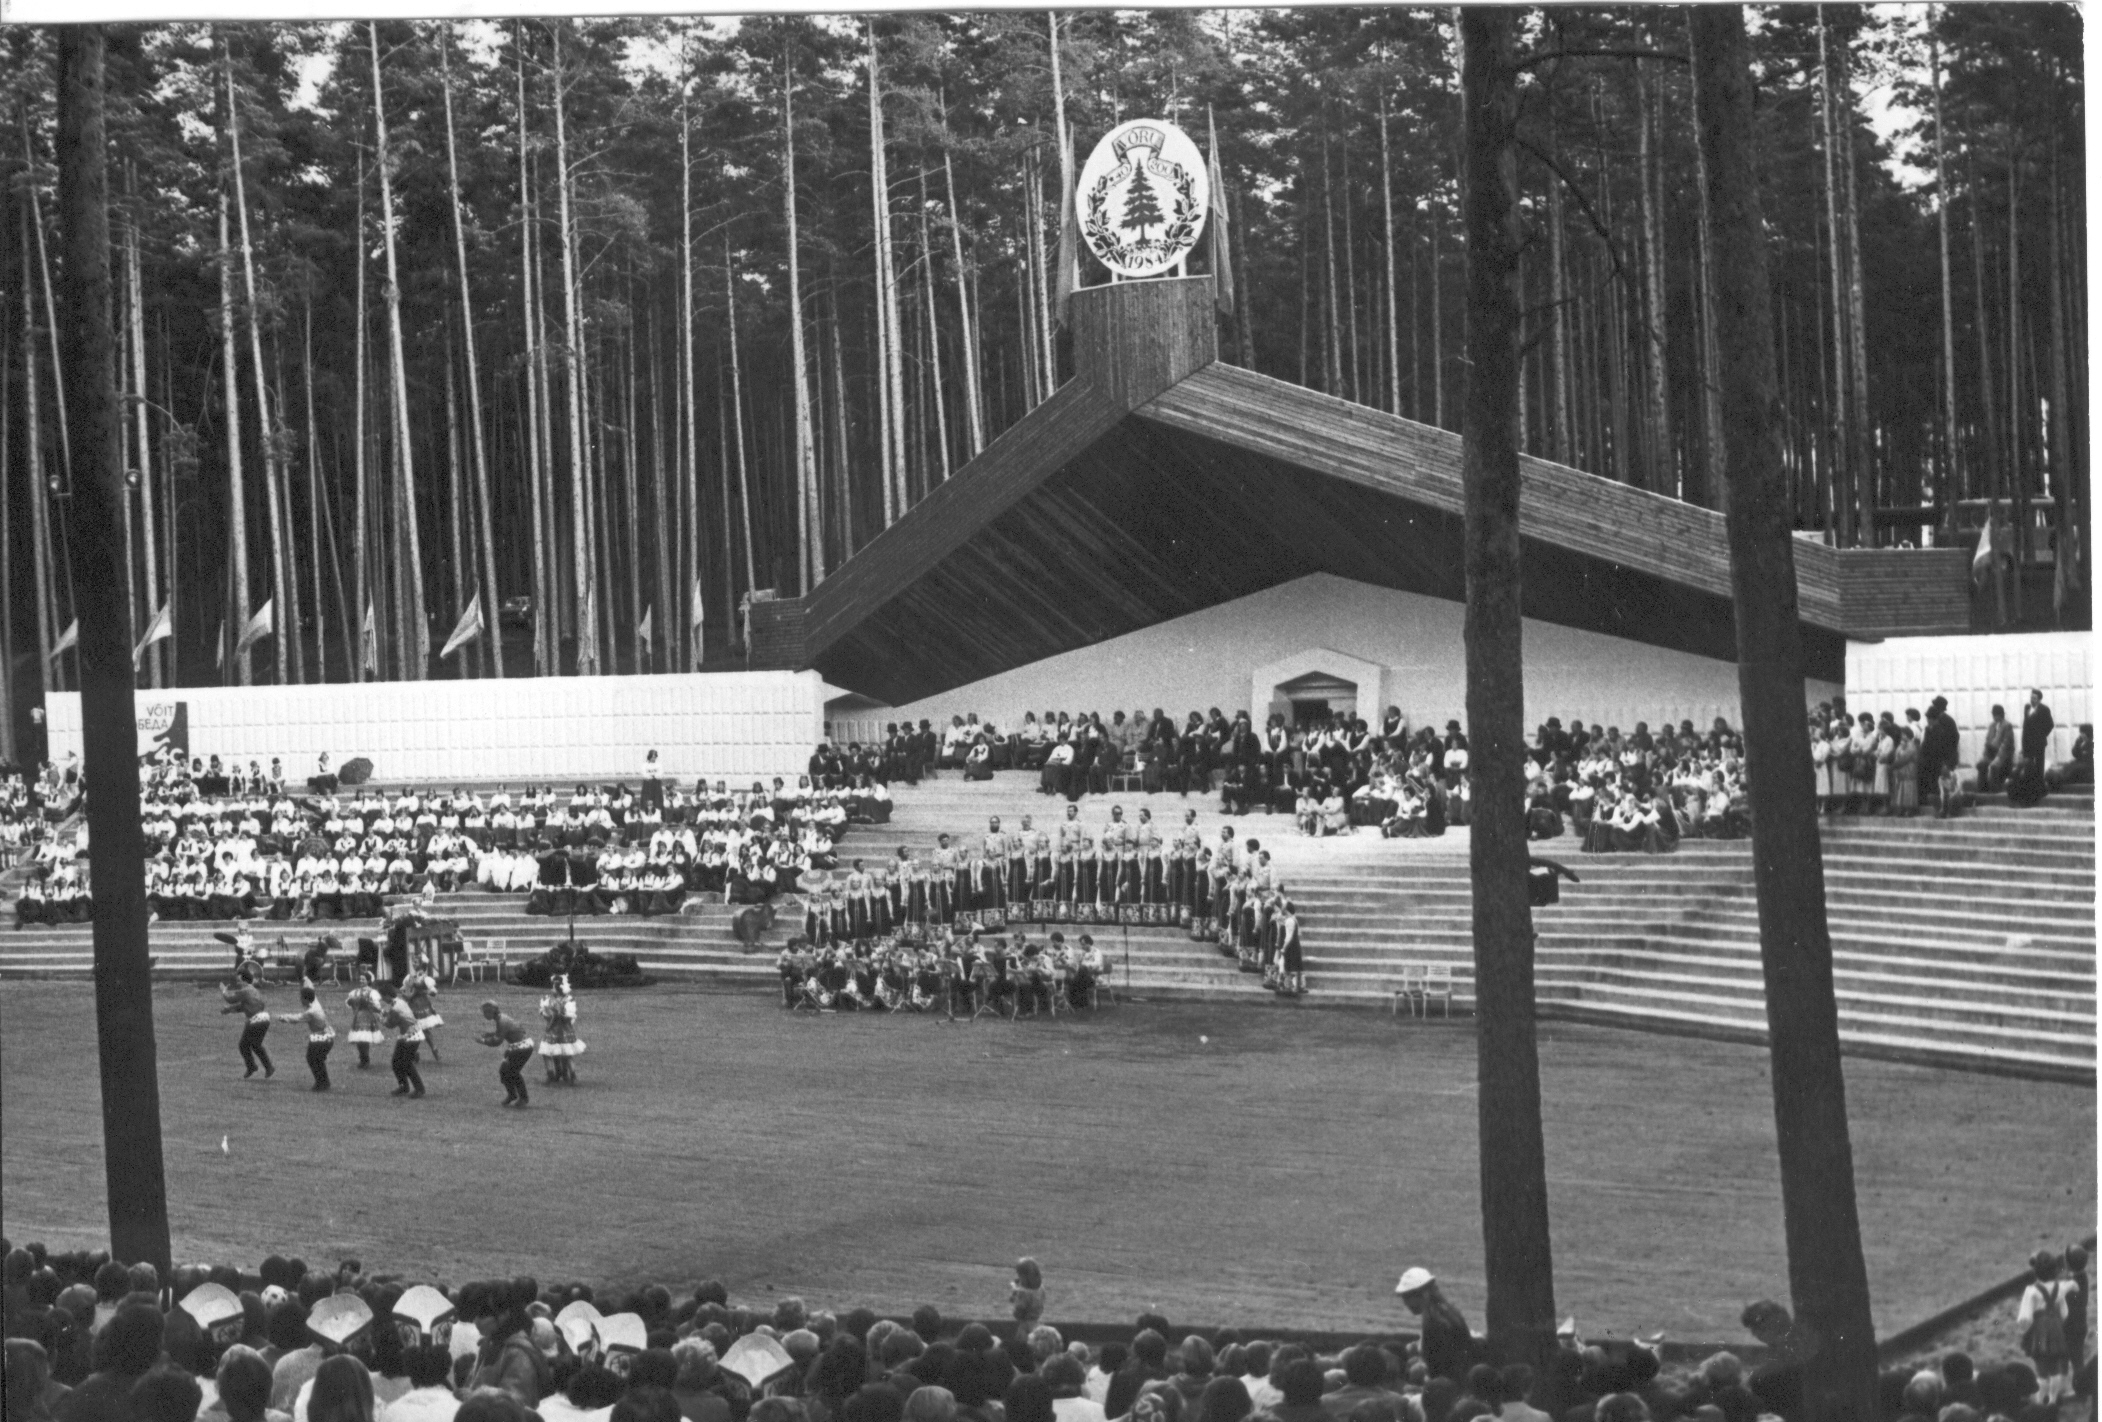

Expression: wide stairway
xmin=3 ymin=773 xmax=2091 ymax=1080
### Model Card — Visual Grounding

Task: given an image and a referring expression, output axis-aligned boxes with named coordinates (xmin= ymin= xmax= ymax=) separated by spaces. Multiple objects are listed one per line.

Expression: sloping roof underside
xmin=784 ymin=301 xmax=1965 ymax=708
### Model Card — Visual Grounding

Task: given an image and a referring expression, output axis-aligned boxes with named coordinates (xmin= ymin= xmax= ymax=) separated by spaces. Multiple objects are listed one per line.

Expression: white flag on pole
xmin=638 ymin=604 xmax=654 ymax=648
xmin=133 ymin=603 xmax=173 ymax=667
xmin=441 ymin=592 xmax=485 ymax=659
xmin=235 ymin=599 xmax=274 ymax=655
xmin=49 ymin=620 xmax=78 ymax=660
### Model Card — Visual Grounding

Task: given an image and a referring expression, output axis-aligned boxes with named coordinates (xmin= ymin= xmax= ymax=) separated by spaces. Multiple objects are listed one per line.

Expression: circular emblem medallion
xmin=1077 ymin=118 xmax=1210 ymax=280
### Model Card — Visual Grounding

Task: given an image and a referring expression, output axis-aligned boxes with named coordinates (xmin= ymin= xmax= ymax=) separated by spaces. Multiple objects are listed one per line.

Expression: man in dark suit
xmin=2021 ymin=689 xmax=2056 ymax=767
xmin=1922 ymin=697 xmax=1963 ymax=816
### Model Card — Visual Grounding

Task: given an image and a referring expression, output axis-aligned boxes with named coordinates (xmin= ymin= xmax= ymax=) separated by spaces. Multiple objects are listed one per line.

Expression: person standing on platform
xmin=1169 ymin=810 xmax=1202 ymax=925
xmin=380 ymin=985 xmax=427 ymax=1099
xmin=400 ymin=959 xmax=445 ymax=1063
xmin=477 ymin=1001 xmax=539 ymax=1109
xmin=1275 ymin=899 xmax=1304 ymax=997
xmin=344 ymin=972 xmax=386 ymax=1069
xmin=221 ymin=968 xmax=275 ymax=1080
xmin=275 ymin=987 xmax=336 ymax=1091
xmin=1136 ymin=809 xmax=1165 ymax=907
xmin=981 ymin=819 xmax=1008 ymax=919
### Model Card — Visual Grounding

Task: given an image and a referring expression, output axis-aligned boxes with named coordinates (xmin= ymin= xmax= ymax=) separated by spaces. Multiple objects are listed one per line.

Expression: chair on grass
xmin=1423 ymin=963 xmax=1454 ymax=1018
xmin=1390 ymin=963 xmax=1427 ymax=1017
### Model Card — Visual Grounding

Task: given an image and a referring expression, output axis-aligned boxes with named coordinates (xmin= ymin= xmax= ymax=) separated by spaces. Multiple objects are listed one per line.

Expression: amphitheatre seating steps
xmin=3 ymin=773 xmax=2091 ymax=1078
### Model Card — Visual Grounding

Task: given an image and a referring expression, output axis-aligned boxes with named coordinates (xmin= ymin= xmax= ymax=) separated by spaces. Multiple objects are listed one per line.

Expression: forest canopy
xmin=0 ymin=6 xmax=2083 ymax=693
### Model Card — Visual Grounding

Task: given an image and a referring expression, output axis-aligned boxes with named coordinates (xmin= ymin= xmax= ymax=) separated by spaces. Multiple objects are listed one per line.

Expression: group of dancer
xmin=776 ymin=926 xmax=1109 ymax=1017
xmin=215 ymin=958 xmax=584 ymax=1107
xmin=776 ymin=805 xmax=1308 ymax=997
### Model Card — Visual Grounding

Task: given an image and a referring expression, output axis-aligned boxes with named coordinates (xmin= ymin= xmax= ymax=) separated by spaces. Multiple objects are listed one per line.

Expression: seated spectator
xmin=2047 ymin=725 xmax=2093 ymax=789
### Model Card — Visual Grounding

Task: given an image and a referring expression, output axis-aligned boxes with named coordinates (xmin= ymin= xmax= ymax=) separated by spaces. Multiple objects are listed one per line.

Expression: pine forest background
xmin=0 ymin=6 xmax=2085 ymax=717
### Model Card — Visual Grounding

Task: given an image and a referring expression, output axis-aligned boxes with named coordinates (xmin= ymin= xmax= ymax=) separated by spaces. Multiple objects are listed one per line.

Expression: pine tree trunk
xmin=216 ymin=179 xmax=252 ymax=685
xmin=126 ymin=199 xmax=161 ymax=686
xmin=521 ymin=27 xmax=554 ymax=673
xmin=1322 ymin=131 xmax=1342 ymax=395
xmin=56 ymin=24 xmax=173 ymax=1280
xmin=1 ymin=289 xmax=13 ymax=754
xmin=1689 ymin=18 xmax=1881 ymax=1420
xmin=1381 ymin=89 xmax=1400 ymax=415
xmin=21 ymin=210 xmax=57 ymax=694
xmin=2005 ymin=144 xmax=2024 ymax=602
xmin=1636 ymin=62 xmax=1671 ymax=496
xmin=1456 ymin=7 xmax=1556 ymax=1375
xmin=1686 ymin=15 xmax=1723 ymax=511
xmin=829 ymin=283 xmax=855 ymax=558
xmin=25 ymin=123 xmax=73 ymax=493
xmin=1430 ymin=205 xmax=1444 ymax=427
xmin=370 ymin=23 xmax=427 ymax=677
xmin=2047 ymin=107 xmax=2076 ymax=584
xmin=1547 ymin=101 xmax=1573 ymax=465
xmin=783 ymin=50 xmax=821 ymax=592
xmin=1932 ymin=18 xmax=1961 ymax=515
xmin=442 ymin=28 xmax=503 ymax=678
xmin=1840 ymin=54 xmax=1874 ymax=547
xmin=303 ymin=297 xmax=331 ymax=679
xmin=1816 ymin=10 xmax=1854 ymax=547
xmin=353 ymin=159 xmax=371 ymax=679
xmin=918 ymin=170 xmax=951 ymax=485
xmin=620 ymin=279 xmax=643 ymax=662
xmin=227 ymin=46 xmax=292 ymax=684
xmin=648 ymin=298 xmax=672 ymax=673
xmin=726 ymin=244 xmax=758 ymax=602
xmin=551 ymin=22 xmax=597 ymax=674
xmin=944 ymin=144 xmax=985 ymax=456
xmin=868 ymin=22 xmax=906 ymax=521
xmin=1342 ymin=134 xmax=1361 ymax=403
xmin=682 ymin=76 xmax=701 ymax=666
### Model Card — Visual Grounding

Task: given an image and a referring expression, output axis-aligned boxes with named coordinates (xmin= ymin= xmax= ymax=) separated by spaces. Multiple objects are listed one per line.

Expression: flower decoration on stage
xmin=1079 ymin=119 xmax=1209 ymax=279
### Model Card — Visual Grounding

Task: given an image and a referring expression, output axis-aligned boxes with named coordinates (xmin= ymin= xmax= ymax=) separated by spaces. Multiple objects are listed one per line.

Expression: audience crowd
xmin=4 ymin=686 xmax=2088 ymax=927
xmin=3 ymin=1239 xmax=2090 ymax=1422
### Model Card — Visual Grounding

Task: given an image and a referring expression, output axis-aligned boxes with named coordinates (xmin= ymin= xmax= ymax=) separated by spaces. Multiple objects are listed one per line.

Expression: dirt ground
xmin=1 ymin=981 xmax=2091 ymax=1344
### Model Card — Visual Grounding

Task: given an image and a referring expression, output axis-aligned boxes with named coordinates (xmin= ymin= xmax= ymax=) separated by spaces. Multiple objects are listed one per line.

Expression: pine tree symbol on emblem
xmin=1121 ymin=162 xmax=1166 ymax=241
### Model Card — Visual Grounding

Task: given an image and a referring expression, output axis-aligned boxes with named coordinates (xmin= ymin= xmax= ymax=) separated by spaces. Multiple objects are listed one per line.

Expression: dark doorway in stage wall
xmin=1290 ymin=699 xmax=1333 ymax=727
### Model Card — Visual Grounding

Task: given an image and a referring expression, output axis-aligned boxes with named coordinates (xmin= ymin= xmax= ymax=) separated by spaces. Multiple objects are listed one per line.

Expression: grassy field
xmin=1 ymin=980 xmax=2090 ymax=1344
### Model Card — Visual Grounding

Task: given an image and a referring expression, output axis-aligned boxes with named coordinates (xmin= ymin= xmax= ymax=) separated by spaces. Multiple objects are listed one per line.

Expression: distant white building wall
xmin=1845 ymin=630 xmax=2090 ymax=765
xmin=46 ymin=669 xmax=825 ymax=786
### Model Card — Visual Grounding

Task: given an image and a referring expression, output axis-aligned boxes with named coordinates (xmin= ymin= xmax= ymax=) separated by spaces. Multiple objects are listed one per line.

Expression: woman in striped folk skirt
xmin=539 ymin=974 xmax=585 ymax=1085
xmin=344 ymin=972 xmax=386 ymax=1068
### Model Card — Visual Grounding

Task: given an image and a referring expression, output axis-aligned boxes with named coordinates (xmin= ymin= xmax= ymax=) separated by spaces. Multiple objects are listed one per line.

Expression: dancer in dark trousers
xmin=380 ymin=985 xmax=427 ymax=1098
xmin=220 ymin=969 xmax=275 ymax=1079
xmin=477 ymin=1001 xmax=539 ymax=1107
xmin=275 ymin=987 xmax=337 ymax=1090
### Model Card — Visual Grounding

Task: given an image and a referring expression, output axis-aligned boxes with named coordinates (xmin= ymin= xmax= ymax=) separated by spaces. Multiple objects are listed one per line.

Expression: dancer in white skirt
xmin=538 ymin=973 xmax=585 ymax=1085
xmin=401 ymin=958 xmax=445 ymax=1063
xmin=344 ymin=971 xmax=385 ymax=1068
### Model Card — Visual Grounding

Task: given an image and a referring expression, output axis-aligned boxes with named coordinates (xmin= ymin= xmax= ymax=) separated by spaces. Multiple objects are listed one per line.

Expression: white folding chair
xmin=1424 ymin=963 xmax=1454 ymax=1018
xmin=1390 ymin=963 xmax=1427 ymax=1017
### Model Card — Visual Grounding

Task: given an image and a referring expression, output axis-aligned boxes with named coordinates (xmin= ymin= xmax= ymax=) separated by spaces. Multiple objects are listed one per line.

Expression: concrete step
xmin=1533 ymin=977 xmax=2097 ymax=1057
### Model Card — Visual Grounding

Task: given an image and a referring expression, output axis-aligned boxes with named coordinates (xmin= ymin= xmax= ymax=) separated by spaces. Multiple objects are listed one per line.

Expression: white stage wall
xmin=830 ymin=574 xmax=1842 ymax=743
xmin=46 ymin=670 xmax=826 ymax=786
xmin=1846 ymin=630 xmax=2090 ymax=765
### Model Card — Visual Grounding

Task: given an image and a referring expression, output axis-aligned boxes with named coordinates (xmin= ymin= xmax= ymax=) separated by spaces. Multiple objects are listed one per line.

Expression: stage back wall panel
xmin=46 ymin=670 xmax=825 ymax=786
xmin=1845 ymin=631 xmax=2090 ymax=765
xmin=847 ymin=574 xmax=1842 ymax=743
